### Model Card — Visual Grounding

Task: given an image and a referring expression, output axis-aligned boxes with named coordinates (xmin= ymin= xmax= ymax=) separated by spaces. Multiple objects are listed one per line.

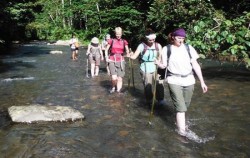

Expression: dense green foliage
xmin=0 ymin=0 xmax=249 ymax=67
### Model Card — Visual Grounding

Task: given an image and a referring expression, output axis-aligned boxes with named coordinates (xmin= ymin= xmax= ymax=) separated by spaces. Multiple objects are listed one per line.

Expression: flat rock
xmin=49 ymin=50 xmax=63 ymax=54
xmin=8 ymin=105 xmax=84 ymax=123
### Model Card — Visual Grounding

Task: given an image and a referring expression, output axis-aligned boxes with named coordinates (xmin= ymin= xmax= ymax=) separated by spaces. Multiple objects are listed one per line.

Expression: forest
xmin=0 ymin=0 xmax=249 ymax=66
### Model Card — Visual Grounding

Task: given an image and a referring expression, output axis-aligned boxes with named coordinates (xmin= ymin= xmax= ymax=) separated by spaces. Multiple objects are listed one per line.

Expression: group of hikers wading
xmin=77 ymin=27 xmax=208 ymax=137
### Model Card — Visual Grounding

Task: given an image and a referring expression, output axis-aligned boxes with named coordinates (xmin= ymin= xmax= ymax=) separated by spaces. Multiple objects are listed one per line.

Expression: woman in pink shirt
xmin=105 ymin=27 xmax=130 ymax=94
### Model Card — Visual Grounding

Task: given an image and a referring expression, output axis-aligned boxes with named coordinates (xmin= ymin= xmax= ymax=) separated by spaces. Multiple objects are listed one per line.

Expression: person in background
xmin=127 ymin=29 xmax=166 ymax=106
xmin=101 ymin=34 xmax=111 ymax=75
xmin=155 ymin=28 xmax=208 ymax=136
xmin=105 ymin=27 xmax=130 ymax=94
xmin=69 ymin=34 xmax=79 ymax=61
xmin=86 ymin=37 xmax=104 ymax=78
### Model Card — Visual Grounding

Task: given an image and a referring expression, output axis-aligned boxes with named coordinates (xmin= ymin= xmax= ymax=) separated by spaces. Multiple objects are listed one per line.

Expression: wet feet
xmin=109 ymin=88 xmax=116 ymax=94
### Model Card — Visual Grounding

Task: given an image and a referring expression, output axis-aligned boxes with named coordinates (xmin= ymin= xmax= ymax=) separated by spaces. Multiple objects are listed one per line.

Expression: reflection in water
xmin=0 ymin=43 xmax=249 ymax=157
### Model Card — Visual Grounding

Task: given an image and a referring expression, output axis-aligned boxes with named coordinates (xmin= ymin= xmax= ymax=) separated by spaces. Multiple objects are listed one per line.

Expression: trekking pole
xmin=128 ymin=48 xmax=135 ymax=90
xmin=149 ymin=49 xmax=160 ymax=125
xmin=148 ymin=64 xmax=158 ymax=125
xmin=86 ymin=57 xmax=89 ymax=78
xmin=131 ymin=59 xmax=135 ymax=90
xmin=128 ymin=57 xmax=131 ymax=90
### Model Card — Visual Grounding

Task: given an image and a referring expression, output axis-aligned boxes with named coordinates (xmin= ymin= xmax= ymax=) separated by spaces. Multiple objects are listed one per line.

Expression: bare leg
xmin=72 ymin=51 xmax=76 ymax=60
xmin=110 ymin=75 xmax=117 ymax=93
xmin=116 ymin=77 xmax=123 ymax=92
xmin=91 ymin=63 xmax=95 ymax=77
xmin=176 ymin=112 xmax=186 ymax=135
xmin=95 ymin=66 xmax=99 ymax=76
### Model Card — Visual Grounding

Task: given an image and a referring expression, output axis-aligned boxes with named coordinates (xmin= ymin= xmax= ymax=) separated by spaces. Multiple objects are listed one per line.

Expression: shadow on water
xmin=0 ymin=42 xmax=249 ymax=157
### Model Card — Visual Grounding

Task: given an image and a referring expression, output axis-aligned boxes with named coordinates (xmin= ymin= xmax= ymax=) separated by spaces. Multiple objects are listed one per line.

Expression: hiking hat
xmin=146 ymin=34 xmax=156 ymax=40
xmin=91 ymin=37 xmax=99 ymax=44
xmin=172 ymin=28 xmax=186 ymax=37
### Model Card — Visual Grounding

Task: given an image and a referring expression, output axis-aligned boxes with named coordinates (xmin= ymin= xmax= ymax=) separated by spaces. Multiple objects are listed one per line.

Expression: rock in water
xmin=49 ymin=50 xmax=63 ymax=54
xmin=8 ymin=105 xmax=85 ymax=123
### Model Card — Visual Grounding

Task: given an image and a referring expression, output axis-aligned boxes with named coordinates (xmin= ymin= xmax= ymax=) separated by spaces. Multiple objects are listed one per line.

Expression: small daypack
xmin=159 ymin=43 xmax=192 ymax=80
xmin=90 ymin=44 xmax=101 ymax=57
xmin=139 ymin=42 xmax=159 ymax=63
xmin=109 ymin=39 xmax=125 ymax=56
xmin=75 ymin=42 xmax=79 ymax=48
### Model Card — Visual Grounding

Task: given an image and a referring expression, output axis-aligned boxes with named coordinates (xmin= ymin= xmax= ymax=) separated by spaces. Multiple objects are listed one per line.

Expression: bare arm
xmin=128 ymin=46 xmax=141 ymax=59
xmin=105 ymin=44 xmax=111 ymax=60
xmin=99 ymin=45 xmax=104 ymax=59
xmin=192 ymin=60 xmax=208 ymax=93
xmin=155 ymin=46 xmax=167 ymax=69
xmin=86 ymin=44 xmax=91 ymax=55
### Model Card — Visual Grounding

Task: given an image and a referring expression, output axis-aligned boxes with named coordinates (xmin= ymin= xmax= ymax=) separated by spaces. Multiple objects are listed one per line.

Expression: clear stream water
xmin=0 ymin=42 xmax=249 ymax=158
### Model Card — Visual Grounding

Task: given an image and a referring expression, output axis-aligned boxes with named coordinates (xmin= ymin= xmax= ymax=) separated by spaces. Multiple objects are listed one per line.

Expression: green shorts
xmin=168 ymin=84 xmax=194 ymax=112
xmin=108 ymin=61 xmax=125 ymax=77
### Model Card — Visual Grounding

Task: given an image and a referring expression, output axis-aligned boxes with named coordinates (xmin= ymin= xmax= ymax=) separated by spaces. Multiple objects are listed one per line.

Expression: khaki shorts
xmin=88 ymin=55 xmax=101 ymax=65
xmin=109 ymin=61 xmax=125 ymax=77
xmin=168 ymin=84 xmax=194 ymax=112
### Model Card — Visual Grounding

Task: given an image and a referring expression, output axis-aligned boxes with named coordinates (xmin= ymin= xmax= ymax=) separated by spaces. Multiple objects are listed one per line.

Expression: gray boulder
xmin=8 ymin=105 xmax=84 ymax=123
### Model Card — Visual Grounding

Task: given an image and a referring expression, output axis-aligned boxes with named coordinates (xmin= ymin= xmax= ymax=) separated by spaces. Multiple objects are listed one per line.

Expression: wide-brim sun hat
xmin=91 ymin=37 xmax=99 ymax=44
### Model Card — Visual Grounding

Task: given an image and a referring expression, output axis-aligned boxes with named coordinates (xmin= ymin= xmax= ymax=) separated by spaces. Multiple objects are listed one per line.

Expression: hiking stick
xmin=148 ymin=64 xmax=158 ymax=124
xmin=149 ymin=49 xmax=160 ymax=124
xmin=86 ymin=58 xmax=89 ymax=78
xmin=131 ymin=59 xmax=135 ymax=90
xmin=128 ymin=57 xmax=131 ymax=90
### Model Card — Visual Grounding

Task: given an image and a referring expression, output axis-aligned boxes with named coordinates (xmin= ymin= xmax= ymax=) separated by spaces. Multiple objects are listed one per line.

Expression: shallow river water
xmin=0 ymin=42 xmax=249 ymax=158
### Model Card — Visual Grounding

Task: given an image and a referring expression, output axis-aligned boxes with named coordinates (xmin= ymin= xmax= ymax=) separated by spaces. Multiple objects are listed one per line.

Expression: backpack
xmin=158 ymin=43 xmax=191 ymax=80
xmin=90 ymin=44 xmax=101 ymax=57
xmin=75 ymin=42 xmax=79 ymax=48
xmin=139 ymin=42 xmax=159 ymax=63
xmin=109 ymin=39 xmax=125 ymax=56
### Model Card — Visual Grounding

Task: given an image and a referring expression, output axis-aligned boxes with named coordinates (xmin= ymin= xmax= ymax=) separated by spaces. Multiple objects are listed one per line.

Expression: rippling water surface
xmin=0 ymin=42 xmax=249 ymax=158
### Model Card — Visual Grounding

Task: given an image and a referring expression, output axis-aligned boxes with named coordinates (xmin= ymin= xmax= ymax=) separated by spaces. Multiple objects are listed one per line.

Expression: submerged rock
xmin=8 ymin=105 xmax=84 ymax=123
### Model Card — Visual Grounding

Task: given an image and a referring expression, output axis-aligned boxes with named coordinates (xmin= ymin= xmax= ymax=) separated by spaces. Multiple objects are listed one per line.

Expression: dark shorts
xmin=109 ymin=61 xmax=125 ymax=77
xmin=89 ymin=55 xmax=101 ymax=65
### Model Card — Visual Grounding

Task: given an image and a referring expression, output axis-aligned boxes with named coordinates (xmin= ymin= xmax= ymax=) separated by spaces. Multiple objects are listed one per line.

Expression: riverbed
xmin=0 ymin=42 xmax=249 ymax=157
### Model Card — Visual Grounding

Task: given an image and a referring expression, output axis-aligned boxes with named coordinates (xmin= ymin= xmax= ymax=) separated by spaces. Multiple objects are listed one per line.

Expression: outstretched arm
xmin=105 ymin=44 xmax=111 ymax=60
xmin=99 ymin=45 xmax=104 ymax=60
xmin=192 ymin=60 xmax=208 ymax=93
xmin=127 ymin=46 xmax=141 ymax=60
xmin=86 ymin=44 xmax=91 ymax=55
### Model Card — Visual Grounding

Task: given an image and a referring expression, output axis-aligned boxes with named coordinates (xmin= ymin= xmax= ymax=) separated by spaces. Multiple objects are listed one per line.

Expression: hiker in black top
xmin=155 ymin=28 xmax=208 ymax=136
xmin=127 ymin=29 xmax=167 ymax=106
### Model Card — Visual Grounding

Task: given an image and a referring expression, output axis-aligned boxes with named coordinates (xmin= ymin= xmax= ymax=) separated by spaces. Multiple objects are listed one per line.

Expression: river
xmin=0 ymin=42 xmax=249 ymax=158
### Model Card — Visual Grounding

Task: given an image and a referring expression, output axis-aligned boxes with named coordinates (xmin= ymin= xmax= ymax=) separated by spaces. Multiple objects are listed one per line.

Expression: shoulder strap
xmin=142 ymin=43 xmax=147 ymax=55
xmin=185 ymin=44 xmax=191 ymax=59
xmin=167 ymin=44 xmax=191 ymax=59
xmin=142 ymin=42 xmax=159 ymax=55
xmin=155 ymin=42 xmax=159 ymax=51
xmin=167 ymin=44 xmax=171 ymax=59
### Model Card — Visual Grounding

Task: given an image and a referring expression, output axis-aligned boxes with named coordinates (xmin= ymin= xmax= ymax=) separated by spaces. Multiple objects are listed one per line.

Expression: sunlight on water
xmin=2 ymin=77 xmax=35 ymax=82
xmin=185 ymin=129 xmax=215 ymax=143
xmin=2 ymin=59 xmax=36 ymax=63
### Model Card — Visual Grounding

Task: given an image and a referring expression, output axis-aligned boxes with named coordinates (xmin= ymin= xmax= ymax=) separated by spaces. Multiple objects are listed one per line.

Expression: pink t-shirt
xmin=108 ymin=38 xmax=128 ymax=62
